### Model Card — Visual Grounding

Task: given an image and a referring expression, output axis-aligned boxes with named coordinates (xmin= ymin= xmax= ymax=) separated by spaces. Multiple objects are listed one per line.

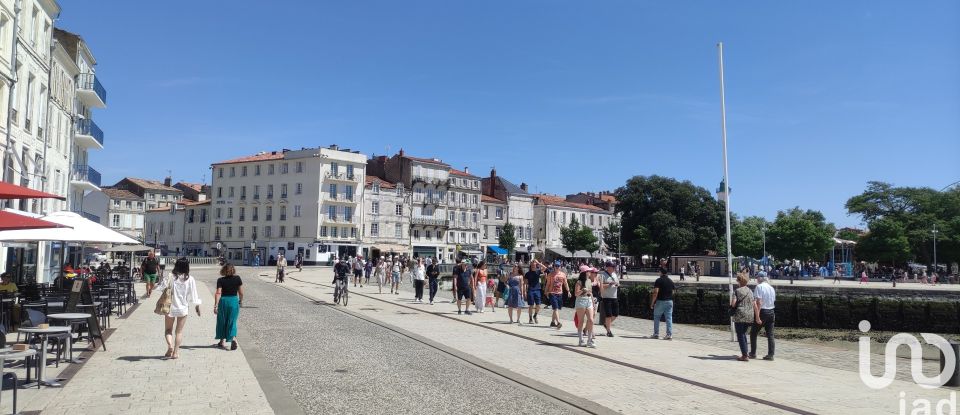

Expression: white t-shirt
xmin=413 ymin=265 xmax=426 ymax=281
xmin=155 ymin=275 xmax=202 ymax=318
xmin=754 ymin=282 xmax=776 ymax=310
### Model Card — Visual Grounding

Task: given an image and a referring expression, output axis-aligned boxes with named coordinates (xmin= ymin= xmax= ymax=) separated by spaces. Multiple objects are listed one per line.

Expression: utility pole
xmin=718 ymin=42 xmax=735 ymax=341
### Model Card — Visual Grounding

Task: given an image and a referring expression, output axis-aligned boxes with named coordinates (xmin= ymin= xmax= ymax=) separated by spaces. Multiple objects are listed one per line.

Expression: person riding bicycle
xmin=333 ymin=259 xmax=350 ymax=299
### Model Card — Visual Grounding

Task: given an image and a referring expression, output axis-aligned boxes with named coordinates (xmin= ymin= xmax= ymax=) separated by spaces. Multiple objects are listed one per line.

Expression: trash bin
xmin=941 ymin=341 xmax=960 ymax=387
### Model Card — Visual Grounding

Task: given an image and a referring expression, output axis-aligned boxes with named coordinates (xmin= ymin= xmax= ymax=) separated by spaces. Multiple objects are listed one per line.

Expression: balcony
xmin=412 ymin=176 xmax=447 ymax=187
xmin=411 ymin=217 xmax=449 ymax=227
xmin=323 ymin=215 xmax=358 ymax=224
xmin=77 ymin=73 xmax=107 ymax=108
xmin=75 ymin=118 xmax=104 ymax=149
xmin=328 ymin=193 xmax=357 ymax=203
xmin=325 ymin=171 xmax=359 ymax=182
xmin=70 ymin=164 xmax=101 ymax=191
xmin=267 ymin=193 xmax=274 ymax=199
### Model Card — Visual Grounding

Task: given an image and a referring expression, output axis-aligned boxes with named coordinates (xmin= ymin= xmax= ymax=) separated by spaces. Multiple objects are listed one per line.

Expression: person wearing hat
xmin=600 ymin=260 xmax=621 ymax=337
xmin=574 ymin=265 xmax=599 ymax=347
xmin=650 ymin=268 xmax=675 ymax=340
xmin=750 ymin=272 xmax=776 ymax=360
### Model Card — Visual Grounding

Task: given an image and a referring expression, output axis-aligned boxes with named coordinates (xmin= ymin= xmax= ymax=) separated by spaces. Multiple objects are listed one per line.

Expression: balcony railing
xmin=329 ymin=193 xmax=356 ymax=202
xmin=325 ymin=171 xmax=359 ymax=182
xmin=266 ymin=215 xmax=272 ymax=221
xmin=411 ymin=217 xmax=449 ymax=227
xmin=75 ymin=118 xmax=105 ymax=147
xmin=252 ymin=215 xmax=259 ymax=221
xmin=324 ymin=215 xmax=357 ymax=224
xmin=412 ymin=176 xmax=447 ymax=187
xmin=71 ymin=164 xmax=101 ymax=187
xmin=267 ymin=193 xmax=274 ymax=199
xmin=77 ymin=73 xmax=107 ymax=107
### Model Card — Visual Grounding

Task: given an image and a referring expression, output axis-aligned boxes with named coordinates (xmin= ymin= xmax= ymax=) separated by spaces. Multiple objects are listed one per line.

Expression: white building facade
xmin=361 ymin=175 xmax=410 ymax=259
xmin=533 ymin=194 xmax=613 ymax=259
xmin=446 ymin=168 xmax=481 ymax=260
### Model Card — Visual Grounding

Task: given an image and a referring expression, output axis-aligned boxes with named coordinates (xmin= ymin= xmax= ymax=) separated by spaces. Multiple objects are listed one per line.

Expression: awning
xmin=488 ymin=246 xmax=509 ymax=255
xmin=0 ymin=211 xmax=140 ymax=244
xmin=101 ymin=244 xmax=153 ymax=252
xmin=0 ymin=211 xmax=69 ymax=231
xmin=546 ymin=247 xmax=596 ymax=259
xmin=0 ymin=182 xmax=66 ymax=200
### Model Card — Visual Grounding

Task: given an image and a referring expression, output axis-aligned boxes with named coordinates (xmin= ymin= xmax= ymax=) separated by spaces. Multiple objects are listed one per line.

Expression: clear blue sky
xmin=58 ymin=0 xmax=959 ymax=228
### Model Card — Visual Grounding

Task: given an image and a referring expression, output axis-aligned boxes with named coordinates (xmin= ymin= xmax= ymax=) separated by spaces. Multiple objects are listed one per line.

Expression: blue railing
xmin=77 ymin=73 xmax=107 ymax=105
xmin=73 ymin=164 xmax=102 ymax=187
xmin=75 ymin=118 xmax=104 ymax=146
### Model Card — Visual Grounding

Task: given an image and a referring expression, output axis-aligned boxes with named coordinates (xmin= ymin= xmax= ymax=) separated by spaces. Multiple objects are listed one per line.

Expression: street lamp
xmin=718 ymin=42 xmax=735 ymax=341
xmin=932 ymin=224 xmax=938 ymax=274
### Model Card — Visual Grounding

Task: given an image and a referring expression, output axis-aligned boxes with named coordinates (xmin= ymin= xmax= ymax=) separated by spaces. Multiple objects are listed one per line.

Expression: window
xmin=268 ymin=164 xmax=275 ymax=175
xmin=227 ymin=208 xmax=234 ymax=218
xmin=252 ymin=207 xmax=259 ymax=221
xmin=218 ymin=168 xmax=223 ymax=178
xmin=472 ymin=213 xmax=478 ymax=223
xmin=495 ymin=207 xmax=503 ymax=220
xmin=267 ymin=184 xmax=274 ymax=199
xmin=281 ymin=163 xmax=289 ymax=174
xmin=294 ymin=226 xmax=301 ymax=237
xmin=350 ymin=228 xmax=357 ymax=239
xmin=254 ymin=185 xmax=260 ymax=199
xmin=562 ymin=212 xmax=567 ymax=223
xmin=495 ymin=226 xmax=502 ymax=237
xmin=266 ymin=206 xmax=273 ymax=220
xmin=425 ymin=229 xmax=432 ymax=240
xmin=460 ymin=232 xmax=467 ymax=242
xmin=264 ymin=226 xmax=272 ymax=238
xmin=230 ymin=167 xmax=235 ymax=177
xmin=319 ymin=226 xmax=326 ymax=237
xmin=227 ymin=227 xmax=233 ymax=238
xmin=229 ymin=187 xmax=235 ymax=198
xmin=581 ymin=213 xmax=586 ymax=223
xmin=484 ymin=206 xmax=489 ymax=219
xmin=346 ymin=165 xmax=354 ymax=179
xmin=344 ymin=206 xmax=352 ymax=221
xmin=396 ymin=204 xmax=402 ymax=216
xmin=329 ymin=184 xmax=337 ymax=198
xmin=328 ymin=205 xmax=336 ymax=220
xmin=372 ymin=201 xmax=379 ymax=214
xmin=396 ymin=184 xmax=403 ymax=195
xmin=242 ymin=166 xmax=248 ymax=176
xmin=372 ymin=183 xmax=380 ymax=194
xmin=471 ymin=233 xmax=478 ymax=243
xmin=330 ymin=163 xmax=338 ymax=175
xmin=345 ymin=185 xmax=353 ymax=201
xmin=280 ymin=226 xmax=287 ymax=237
xmin=239 ymin=226 xmax=244 ymax=238
xmin=281 ymin=184 xmax=288 ymax=198
xmin=413 ymin=229 xmax=420 ymax=239
xmin=294 ymin=205 xmax=302 ymax=218
xmin=526 ymin=226 xmax=532 ymax=240
xmin=552 ymin=211 xmax=557 ymax=222
xmin=240 ymin=186 xmax=247 ymax=199
xmin=296 ymin=183 xmax=303 ymax=195
xmin=473 ymin=195 xmax=478 ymax=205
xmin=216 ymin=208 xmax=222 ymax=219
xmin=280 ymin=206 xmax=287 ymax=220
xmin=395 ymin=223 xmax=402 ymax=238
xmin=460 ymin=212 xmax=466 ymax=223
xmin=201 ymin=209 xmax=207 ymax=223
xmin=111 ymin=214 xmax=120 ymax=227
xmin=239 ymin=207 xmax=245 ymax=221
xmin=217 ymin=187 xmax=223 ymax=198
xmin=332 ymin=226 xmax=338 ymax=238
xmin=371 ymin=223 xmax=379 ymax=236
xmin=448 ymin=211 xmax=455 ymax=221
xmin=483 ymin=226 xmax=488 ymax=239
xmin=589 ymin=215 xmax=594 ymax=225
xmin=255 ymin=165 xmax=261 ymax=175
xmin=113 ymin=200 xmax=120 ymax=207
xmin=296 ymin=161 xmax=303 ymax=173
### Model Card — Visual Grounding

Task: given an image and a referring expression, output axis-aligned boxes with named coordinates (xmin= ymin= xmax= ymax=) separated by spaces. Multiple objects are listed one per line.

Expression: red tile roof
xmin=365 ymin=175 xmax=396 ymax=189
xmin=101 ymin=188 xmax=143 ymax=200
xmin=122 ymin=178 xmax=181 ymax=193
xmin=449 ymin=168 xmax=478 ymax=178
xmin=182 ymin=199 xmax=211 ymax=206
xmin=481 ymin=195 xmax=505 ymax=204
xmin=176 ymin=182 xmax=204 ymax=192
xmin=212 ymin=151 xmax=285 ymax=166
xmin=535 ymin=194 xmax=607 ymax=212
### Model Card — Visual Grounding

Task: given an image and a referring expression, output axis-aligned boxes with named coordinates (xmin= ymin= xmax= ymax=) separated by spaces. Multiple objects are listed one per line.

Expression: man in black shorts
xmin=452 ymin=260 xmax=473 ymax=315
xmin=600 ymin=261 xmax=621 ymax=337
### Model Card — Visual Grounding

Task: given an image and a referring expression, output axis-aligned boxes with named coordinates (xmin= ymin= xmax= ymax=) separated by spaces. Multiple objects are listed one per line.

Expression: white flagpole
xmin=718 ymin=42 xmax=736 ymax=341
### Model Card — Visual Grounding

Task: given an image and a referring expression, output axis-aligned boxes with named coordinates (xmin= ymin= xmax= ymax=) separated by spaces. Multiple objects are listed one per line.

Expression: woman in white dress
xmin=375 ymin=258 xmax=387 ymax=294
xmin=155 ymin=258 xmax=202 ymax=359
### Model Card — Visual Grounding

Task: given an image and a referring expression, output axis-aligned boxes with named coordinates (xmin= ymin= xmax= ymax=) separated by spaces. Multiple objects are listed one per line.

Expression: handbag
xmin=728 ymin=291 xmax=742 ymax=318
xmin=154 ymin=279 xmax=172 ymax=315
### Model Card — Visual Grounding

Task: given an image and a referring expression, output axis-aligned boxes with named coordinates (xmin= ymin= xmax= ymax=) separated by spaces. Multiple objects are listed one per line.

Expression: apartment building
xmin=173 ymin=181 xmax=208 ymax=202
xmin=367 ymin=150 xmax=453 ymax=262
xmin=211 ymin=145 xmax=366 ymax=265
xmin=82 ymin=188 xmax=145 ymax=240
xmin=533 ymin=194 xmax=613 ymax=259
xmin=109 ymin=177 xmax=182 ymax=210
xmin=446 ymin=168 xmax=481 ymax=259
xmin=143 ymin=199 xmax=210 ymax=256
xmin=480 ymin=168 xmax=536 ymax=261
xmin=361 ymin=175 xmax=410 ymax=259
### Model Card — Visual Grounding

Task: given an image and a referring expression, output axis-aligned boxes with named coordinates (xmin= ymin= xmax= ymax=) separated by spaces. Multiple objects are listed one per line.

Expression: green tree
xmin=730 ymin=215 xmax=769 ymax=259
xmin=601 ymin=222 xmax=621 ymax=255
xmin=856 ymin=218 xmax=911 ymax=265
xmin=560 ymin=219 xmax=600 ymax=256
xmin=614 ymin=175 xmax=724 ymax=258
xmin=846 ymin=182 xmax=960 ymax=264
xmin=766 ymin=207 xmax=835 ymax=261
xmin=835 ymin=228 xmax=862 ymax=243
xmin=498 ymin=222 xmax=517 ymax=255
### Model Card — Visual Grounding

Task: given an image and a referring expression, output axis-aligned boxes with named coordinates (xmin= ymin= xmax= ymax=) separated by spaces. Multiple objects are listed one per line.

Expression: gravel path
xmin=196 ymin=270 xmax=580 ymax=415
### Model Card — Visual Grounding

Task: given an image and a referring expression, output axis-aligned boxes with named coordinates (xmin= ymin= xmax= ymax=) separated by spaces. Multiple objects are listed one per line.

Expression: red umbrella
xmin=0 ymin=210 xmax=68 ymax=231
xmin=0 ymin=181 xmax=66 ymax=200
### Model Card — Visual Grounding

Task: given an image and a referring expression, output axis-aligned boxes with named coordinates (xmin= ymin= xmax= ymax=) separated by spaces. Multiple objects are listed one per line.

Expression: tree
xmin=856 ymin=218 xmax=911 ymax=265
xmin=498 ymin=222 xmax=517 ymax=255
xmin=730 ymin=215 xmax=769 ymax=259
xmin=835 ymin=228 xmax=862 ymax=243
xmin=765 ymin=207 xmax=835 ymax=261
xmin=846 ymin=182 xmax=960 ymax=265
xmin=560 ymin=219 xmax=600 ymax=256
xmin=615 ymin=175 xmax=724 ymax=259
xmin=601 ymin=222 xmax=621 ymax=255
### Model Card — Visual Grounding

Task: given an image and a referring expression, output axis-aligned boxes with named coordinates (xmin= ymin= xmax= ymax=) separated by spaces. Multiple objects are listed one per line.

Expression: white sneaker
xmin=587 ymin=341 xmax=596 ymax=348
xmin=429 ymin=301 xmax=434 ymax=305
xmin=578 ymin=339 xmax=586 ymax=347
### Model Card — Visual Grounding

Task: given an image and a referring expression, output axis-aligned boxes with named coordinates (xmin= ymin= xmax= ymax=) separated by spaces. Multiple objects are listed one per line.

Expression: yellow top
xmin=0 ymin=282 xmax=18 ymax=293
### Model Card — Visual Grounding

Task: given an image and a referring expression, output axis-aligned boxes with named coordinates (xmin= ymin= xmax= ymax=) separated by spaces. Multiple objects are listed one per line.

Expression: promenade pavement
xmin=17 ymin=270 xmax=274 ymax=415
xmin=273 ymin=267 xmax=957 ymax=415
xmin=621 ymin=271 xmax=960 ymax=292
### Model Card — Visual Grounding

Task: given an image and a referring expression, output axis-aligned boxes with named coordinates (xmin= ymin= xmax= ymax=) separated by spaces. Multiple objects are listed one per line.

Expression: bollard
xmin=942 ymin=341 xmax=960 ymax=387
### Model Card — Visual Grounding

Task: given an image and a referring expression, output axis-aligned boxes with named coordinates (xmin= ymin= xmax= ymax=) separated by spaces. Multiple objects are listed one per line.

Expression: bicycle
xmin=334 ymin=278 xmax=349 ymax=306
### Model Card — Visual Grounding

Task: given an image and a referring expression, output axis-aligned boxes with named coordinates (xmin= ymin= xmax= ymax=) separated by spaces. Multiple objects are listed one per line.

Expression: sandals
xmin=231 ymin=341 xmax=238 ymax=351
xmin=215 ymin=342 xmax=227 ymax=350
xmin=164 ymin=349 xmax=173 ymax=358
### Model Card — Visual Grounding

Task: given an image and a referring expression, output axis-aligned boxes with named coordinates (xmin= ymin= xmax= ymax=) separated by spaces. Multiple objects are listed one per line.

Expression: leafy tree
xmin=835 ymin=228 xmax=862 ymax=243
xmin=856 ymin=218 xmax=911 ymax=265
xmin=601 ymin=222 xmax=621 ymax=255
xmin=846 ymin=182 xmax=960 ymax=264
xmin=730 ymin=215 xmax=769 ymax=259
xmin=498 ymin=222 xmax=517 ymax=255
xmin=560 ymin=219 xmax=600 ymax=256
xmin=615 ymin=175 xmax=724 ymax=258
xmin=766 ymin=207 xmax=835 ymax=261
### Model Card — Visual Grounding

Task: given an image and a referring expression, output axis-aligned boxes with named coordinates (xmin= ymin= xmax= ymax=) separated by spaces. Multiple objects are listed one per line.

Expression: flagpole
xmin=718 ymin=42 xmax=735 ymax=341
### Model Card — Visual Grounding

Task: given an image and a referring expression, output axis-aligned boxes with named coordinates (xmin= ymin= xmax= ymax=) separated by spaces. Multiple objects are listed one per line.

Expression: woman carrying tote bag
xmin=154 ymin=258 xmax=202 ymax=359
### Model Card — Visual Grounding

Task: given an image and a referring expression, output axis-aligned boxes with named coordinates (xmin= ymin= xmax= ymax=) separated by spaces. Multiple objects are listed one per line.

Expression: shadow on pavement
xmin=689 ymin=354 xmax=739 ymax=361
xmin=116 ymin=355 xmax=167 ymax=362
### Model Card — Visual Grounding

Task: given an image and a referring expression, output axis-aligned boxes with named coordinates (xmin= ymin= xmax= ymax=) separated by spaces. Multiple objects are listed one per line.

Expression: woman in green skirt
xmin=214 ymin=264 xmax=244 ymax=350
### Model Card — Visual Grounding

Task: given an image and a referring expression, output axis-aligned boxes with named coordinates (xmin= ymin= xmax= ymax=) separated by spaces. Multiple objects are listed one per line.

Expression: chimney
xmin=163 ymin=176 xmax=172 ymax=187
xmin=520 ymin=182 xmax=528 ymax=192
xmin=490 ymin=167 xmax=497 ymax=179
xmin=329 ymin=144 xmax=339 ymax=151
xmin=399 ymin=148 xmax=405 ymax=157
xmin=464 ymin=166 xmax=469 ymax=174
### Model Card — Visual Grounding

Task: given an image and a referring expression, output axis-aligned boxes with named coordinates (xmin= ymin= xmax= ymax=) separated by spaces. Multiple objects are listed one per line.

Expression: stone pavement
xmin=623 ymin=271 xmax=960 ymax=292
xmin=275 ymin=267 xmax=957 ymax=415
xmin=20 ymin=272 xmax=274 ymax=415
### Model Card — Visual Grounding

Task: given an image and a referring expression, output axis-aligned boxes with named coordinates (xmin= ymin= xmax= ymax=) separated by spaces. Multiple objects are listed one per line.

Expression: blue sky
xmin=58 ymin=1 xmax=959 ymax=228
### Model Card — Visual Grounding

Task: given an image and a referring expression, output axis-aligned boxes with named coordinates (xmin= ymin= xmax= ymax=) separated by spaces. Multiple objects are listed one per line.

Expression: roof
xmin=498 ymin=177 xmax=528 ymax=195
xmin=182 ymin=199 xmax=211 ymax=206
xmin=534 ymin=194 xmax=607 ymax=212
xmin=402 ymin=154 xmax=450 ymax=167
xmin=599 ymin=194 xmax=617 ymax=203
xmin=122 ymin=178 xmax=182 ymax=193
xmin=365 ymin=175 xmax=396 ymax=189
xmin=449 ymin=168 xmax=478 ymax=178
xmin=212 ymin=151 xmax=286 ymax=166
xmin=481 ymin=195 xmax=505 ymax=204
xmin=102 ymin=188 xmax=143 ymax=201
xmin=176 ymin=182 xmax=204 ymax=192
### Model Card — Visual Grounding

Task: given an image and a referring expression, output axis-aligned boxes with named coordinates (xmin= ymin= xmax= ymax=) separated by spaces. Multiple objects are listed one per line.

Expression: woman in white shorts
xmin=391 ymin=261 xmax=401 ymax=295
xmin=574 ymin=265 xmax=598 ymax=348
xmin=375 ymin=258 xmax=387 ymax=293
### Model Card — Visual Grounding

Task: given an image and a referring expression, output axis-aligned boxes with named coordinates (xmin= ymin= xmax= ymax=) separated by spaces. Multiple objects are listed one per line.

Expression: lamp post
xmin=718 ymin=42 xmax=735 ymax=341
xmin=932 ymin=224 xmax=938 ymax=275
xmin=761 ymin=226 xmax=767 ymax=270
